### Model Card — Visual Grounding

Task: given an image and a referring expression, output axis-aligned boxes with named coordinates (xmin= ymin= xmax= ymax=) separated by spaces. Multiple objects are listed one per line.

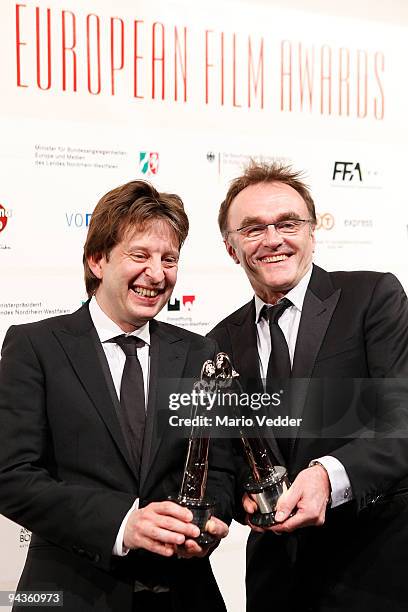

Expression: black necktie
xmin=263 ymin=298 xmax=292 ymax=462
xmin=264 ymin=298 xmax=292 ymax=388
xmin=111 ymin=335 xmax=146 ymax=475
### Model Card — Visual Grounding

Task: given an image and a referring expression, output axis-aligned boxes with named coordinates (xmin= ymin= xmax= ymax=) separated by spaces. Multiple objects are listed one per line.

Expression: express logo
xmin=0 ymin=203 xmax=12 ymax=233
xmin=168 ymin=295 xmax=196 ymax=312
xmin=140 ymin=152 xmax=159 ymax=175
xmin=316 ymin=213 xmax=335 ymax=230
xmin=206 ymin=152 xmax=215 ymax=162
xmin=344 ymin=219 xmax=373 ymax=228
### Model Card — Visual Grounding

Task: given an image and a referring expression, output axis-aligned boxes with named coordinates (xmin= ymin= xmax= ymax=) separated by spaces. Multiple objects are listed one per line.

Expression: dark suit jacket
xmin=209 ymin=265 xmax=408 ymax=611
xmin=0 ymin=303 xmax=234 ymax=612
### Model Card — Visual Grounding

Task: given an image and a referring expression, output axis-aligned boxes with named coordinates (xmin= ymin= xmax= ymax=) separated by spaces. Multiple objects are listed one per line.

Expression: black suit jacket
xmin=0 ymin=303 xmax=234 ymax=612
xmin=209 ymin=265 xmax=408 ymax=611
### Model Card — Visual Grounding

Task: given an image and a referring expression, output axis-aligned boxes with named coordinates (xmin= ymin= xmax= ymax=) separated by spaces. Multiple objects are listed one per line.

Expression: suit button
xmin=93 ymin=553 xmax=101 ymax=563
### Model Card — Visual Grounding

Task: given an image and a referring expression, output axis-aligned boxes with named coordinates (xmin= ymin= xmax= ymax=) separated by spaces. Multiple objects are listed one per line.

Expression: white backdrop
xmin=1 ymin=1 xmax=408 ymax=610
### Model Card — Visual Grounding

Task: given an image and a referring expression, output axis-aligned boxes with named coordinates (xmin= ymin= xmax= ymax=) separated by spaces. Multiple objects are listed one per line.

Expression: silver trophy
xmin=171 ymin=359 xmax=217 ymax=547
xmin=214 ymin=352 xmax=291 ymax=528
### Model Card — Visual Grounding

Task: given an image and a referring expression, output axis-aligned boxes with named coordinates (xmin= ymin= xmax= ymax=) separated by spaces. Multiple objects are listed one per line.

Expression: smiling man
xmin=209 ymin=162 xmax=408 ymax=611
xmin=0 ymin=180 xmax=233 ymax=612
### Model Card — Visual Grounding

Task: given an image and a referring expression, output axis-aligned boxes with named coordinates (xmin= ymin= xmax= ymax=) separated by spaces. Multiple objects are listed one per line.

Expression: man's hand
xmin=177 ymin=516 xmax=229 ymax=558
xmin=271 ymin=465 xmax=331 ymax=533
xmin=243 ymin=465 xmax=331 ymax=534
xmin=242 ymin=493 xmax=264 ymax=533
xmin=123 ymin=500 xmax=200 ymax=556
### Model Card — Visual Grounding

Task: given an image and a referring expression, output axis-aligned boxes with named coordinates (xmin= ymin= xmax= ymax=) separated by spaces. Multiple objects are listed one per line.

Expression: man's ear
xmin=224 ymin=239 xmax=240 ymax=264
xmin=87 ymin=253 xmax=104 ymax=280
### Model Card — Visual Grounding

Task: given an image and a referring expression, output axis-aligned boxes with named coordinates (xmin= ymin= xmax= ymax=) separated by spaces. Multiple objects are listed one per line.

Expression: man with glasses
xmin=209 ymin=162 xmax=408 ymax=611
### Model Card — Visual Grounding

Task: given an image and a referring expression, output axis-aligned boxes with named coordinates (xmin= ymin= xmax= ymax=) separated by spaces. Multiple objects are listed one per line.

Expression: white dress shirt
xmin=254 ymin=266 xmax=352 ymax=508
xmin=89 ymin=297 xmax=149 ymax=555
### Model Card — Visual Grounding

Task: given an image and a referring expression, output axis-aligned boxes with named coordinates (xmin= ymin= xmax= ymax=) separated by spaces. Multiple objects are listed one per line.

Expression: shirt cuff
xmin=310 ymin=456 xmax=353 ymax=508
xmin=112 ymin=498 xmax=139 ymax=556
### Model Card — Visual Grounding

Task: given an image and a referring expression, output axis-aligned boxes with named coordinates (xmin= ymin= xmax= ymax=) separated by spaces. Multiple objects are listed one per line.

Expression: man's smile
xmin=130 ymin=284 xmax=163 ymax=298
xmin=257 ymin=254 xmax=290 ymax=264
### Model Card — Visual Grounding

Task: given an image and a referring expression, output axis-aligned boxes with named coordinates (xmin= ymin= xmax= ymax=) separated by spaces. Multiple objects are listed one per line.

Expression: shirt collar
xmin=254 ymin=265 xmax=313 ymax=323
xmin=89 ymin=296 xmax=150 ymax=346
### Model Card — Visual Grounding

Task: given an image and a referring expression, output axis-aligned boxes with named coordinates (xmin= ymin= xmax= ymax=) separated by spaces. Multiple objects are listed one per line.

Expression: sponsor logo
xmin=19 ymin=527 xmax=31 ymax=548
xmin=332 ymin=161 xmax=362 ymax=182
xmin=65 ymin=212 xmax=92 ymax=227
xmin=140 ymin=152 xmax=159 ymax=175
xmin=316 ymin=213 xmax=335 ymax=230
xmin=0 ymin=203 xmax=12 ymax=233
xmin=331 ymin=162 xmax=381 ymax=189
xmin=344 ymin=219 xmax=373 ymax=228
xmin=206 ymin=152 xmax=216 ymax=162
xmin=167 ymin=295 xmax=196 ymax=312
xmin=182 ymin=295 xmax=195 ymax=310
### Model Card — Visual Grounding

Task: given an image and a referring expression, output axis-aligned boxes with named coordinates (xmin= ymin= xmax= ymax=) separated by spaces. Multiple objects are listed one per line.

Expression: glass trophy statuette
xmin=170 ymin=359 xmax=218 ymax=547
xmin=215 ymin=352 xmax=291 ymax=528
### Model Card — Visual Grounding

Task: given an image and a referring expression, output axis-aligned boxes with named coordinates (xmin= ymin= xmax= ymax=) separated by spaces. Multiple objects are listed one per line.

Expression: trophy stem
xmin=241 ymin=436 xmax=278 ymax=482
xmin=179 ymin=436 xmax=209 ymax=501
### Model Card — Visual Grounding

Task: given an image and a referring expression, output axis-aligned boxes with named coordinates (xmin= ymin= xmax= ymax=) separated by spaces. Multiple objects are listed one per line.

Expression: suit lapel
xmin=290 ymin=265 xmax=341 ymax=458
xmin=226 ymin=300 xmax=262 ymax=393
xmin=53 ymin=303 xmax=137 ymax=479
xmin=140 ymin=320 xmax=189 ymax=492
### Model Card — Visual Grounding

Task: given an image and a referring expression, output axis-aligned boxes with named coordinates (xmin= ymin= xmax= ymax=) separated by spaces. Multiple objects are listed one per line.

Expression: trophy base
xmin=244 ymin=466 xmax=290 ymax=528
xmin=248 ymin=510 xmax=278 ymax=528
xmin=169 ymin=496 xmax=218 ymax=547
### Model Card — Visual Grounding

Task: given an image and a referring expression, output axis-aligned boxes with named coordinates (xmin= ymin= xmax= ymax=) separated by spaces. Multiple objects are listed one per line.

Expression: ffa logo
xmin=332 ymin=161 xmax=362 ymax=181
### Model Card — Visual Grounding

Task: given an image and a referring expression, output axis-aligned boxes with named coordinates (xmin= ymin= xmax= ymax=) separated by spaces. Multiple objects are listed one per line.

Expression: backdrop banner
xmin=1 ymin=1 xmax=407 ymax=610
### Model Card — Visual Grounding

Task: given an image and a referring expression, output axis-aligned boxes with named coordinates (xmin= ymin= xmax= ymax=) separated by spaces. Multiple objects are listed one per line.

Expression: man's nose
xmin=262 ymin=224 xmax=284 ymax=247
xmin=145 ymin=259 xmax=165 ymax=283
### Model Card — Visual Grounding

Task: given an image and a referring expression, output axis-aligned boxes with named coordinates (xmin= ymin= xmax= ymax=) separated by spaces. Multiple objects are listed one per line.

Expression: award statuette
xmin=214 ymin=352 xmax=291 ymax=528
xmin=170 ymin=360 xmax=217 ymax=547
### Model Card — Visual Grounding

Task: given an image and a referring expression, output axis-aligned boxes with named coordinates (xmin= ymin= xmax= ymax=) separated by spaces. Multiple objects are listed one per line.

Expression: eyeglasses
xmin=226 ymin=219 xmax=313 ymax=240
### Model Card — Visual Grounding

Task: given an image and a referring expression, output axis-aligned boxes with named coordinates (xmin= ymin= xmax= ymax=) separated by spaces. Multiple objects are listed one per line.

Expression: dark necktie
xmin=264 ymin=298 xmax=292 ymax=387
xmin=263 ymin=298 xmax=292 ymax=462
xmin=111 ymin=335 xmax=146 ymax=475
